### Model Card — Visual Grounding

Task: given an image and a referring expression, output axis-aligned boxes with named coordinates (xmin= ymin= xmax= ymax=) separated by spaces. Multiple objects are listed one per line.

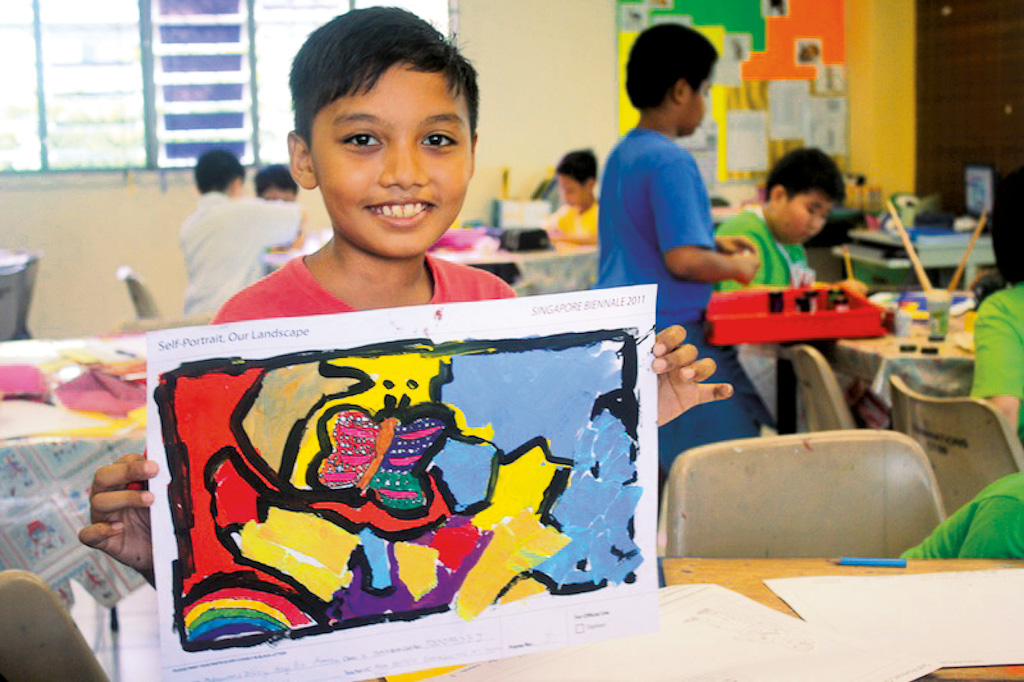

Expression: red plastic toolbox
xmin=705 ymin=286 xmax=886 ymax=345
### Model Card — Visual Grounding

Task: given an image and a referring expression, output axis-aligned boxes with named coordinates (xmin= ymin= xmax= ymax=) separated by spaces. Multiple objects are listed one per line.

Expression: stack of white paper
xmin=766 ymin=568 xmax=1024 ymax=668
xmin=438 ymin=584 xmax=936 ymax=682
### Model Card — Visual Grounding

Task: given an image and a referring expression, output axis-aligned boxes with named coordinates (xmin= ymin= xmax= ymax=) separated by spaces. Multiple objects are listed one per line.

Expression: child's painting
xmin=147 ymin=286 xmax=659 ymax=681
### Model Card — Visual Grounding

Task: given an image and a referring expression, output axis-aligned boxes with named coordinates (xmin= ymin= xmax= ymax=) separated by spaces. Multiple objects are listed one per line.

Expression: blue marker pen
xmin=834 ymin=557 xmax=907 ymax=568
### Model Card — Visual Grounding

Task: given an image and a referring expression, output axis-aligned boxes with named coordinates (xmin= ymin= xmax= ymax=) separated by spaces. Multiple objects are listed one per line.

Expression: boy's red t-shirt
xmin=213 ymin=254 xmax=516 ymax=324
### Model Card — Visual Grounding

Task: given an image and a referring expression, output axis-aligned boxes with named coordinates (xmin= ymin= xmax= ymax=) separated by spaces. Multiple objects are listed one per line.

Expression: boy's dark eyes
xmin=343 ymin=133 xmax=379 ymax=146
xmin=424 ymin=133 xmax=455 ymax=147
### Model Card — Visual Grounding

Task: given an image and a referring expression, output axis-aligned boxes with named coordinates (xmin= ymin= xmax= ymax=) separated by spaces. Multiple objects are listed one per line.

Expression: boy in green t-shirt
xmin=971 ymin=164 xmax=1024 ymax=444
xmin=902 ymin=165 xmax=1024 ymax=560
xmin=716 ymin=147 xmax=864 ymax=295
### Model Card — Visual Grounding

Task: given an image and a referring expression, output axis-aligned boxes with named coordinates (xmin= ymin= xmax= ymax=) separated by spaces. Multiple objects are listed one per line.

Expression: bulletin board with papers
xmin=616 ymin=0 xmax=848 ymax=189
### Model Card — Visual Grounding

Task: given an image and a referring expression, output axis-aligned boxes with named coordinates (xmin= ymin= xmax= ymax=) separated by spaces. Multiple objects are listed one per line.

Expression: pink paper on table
xmin=0 ymin=364 xmax=48 ymax=399
xmin=54 ymin=368 xmax=146 ymax=416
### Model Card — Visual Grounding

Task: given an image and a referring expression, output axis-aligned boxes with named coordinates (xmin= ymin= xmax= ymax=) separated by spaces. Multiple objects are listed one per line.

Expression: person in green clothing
xmin=971 ymin=164 xmax=1024 ymax=444
xmin=902 ymin=471 xmax=1024 ymax=558
xmin=716 ymin=147 xmax=865 ymax=295
xmin=902 ymin=165 xmax=1024 ymax=560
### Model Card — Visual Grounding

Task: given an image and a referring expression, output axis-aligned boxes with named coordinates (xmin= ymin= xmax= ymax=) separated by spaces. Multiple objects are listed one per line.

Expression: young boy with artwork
xmin=595 ymin=22 xmax=771 ymax=474
xmin=715 ymin=146 xmax=866 ymax=295
xmin=545 ymin=149 xmax=599 ymax=246
xmin=79 ymin=8 xmax=732 ymax=584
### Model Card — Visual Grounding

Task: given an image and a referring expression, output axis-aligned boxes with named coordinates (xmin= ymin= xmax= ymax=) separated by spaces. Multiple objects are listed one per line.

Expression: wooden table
xmin=663 ymin=558 xmax=1024 ymax=681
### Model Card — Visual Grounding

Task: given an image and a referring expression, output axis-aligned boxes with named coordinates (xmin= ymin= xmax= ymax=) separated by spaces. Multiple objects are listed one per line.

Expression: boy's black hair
xmin=993 ymin=165 xmax=1024 ymax=283
xmin=255 ymin=164 xmax=298 ymax=197
xmin=556 ymin=149 xmax=598 ymax=185
xmin=765 ymin=147 xmax=846 ymax=204
xmin=289 ymin=7 xmax=479 ymax=143
xmin=194 ymin=149 xmax=244 ymax=194
xmin=626 ymin=23 xmax=718 ymax=110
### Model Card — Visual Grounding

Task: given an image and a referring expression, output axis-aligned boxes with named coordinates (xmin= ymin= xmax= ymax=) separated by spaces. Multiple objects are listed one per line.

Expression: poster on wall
xmin=146 ymin=286 xmax=660 ymax=681
xmin=617 ymin=0 xmax=848 ymax=179
xmin=726 ymin=110 xmax=768 ymax=173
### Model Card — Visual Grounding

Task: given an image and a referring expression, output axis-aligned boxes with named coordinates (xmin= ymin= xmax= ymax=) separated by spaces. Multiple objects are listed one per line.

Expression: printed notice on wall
xmin=146 ymin=285 xmax=659 ymax=681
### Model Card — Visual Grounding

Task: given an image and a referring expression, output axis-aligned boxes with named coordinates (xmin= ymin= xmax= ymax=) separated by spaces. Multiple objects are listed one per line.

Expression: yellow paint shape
xmin=290 ymin=353 xmax=446 ymax=488
xmin=449 ymin=402 xmax=495 ymax=442
xmin=387 ymin=666 xmax=464 ymax=681
xmin=240 ymin=507 xmax=359 ymax=601
xmin=498 ymin=576 xmax=548 ymax=605
xmin=471 ymin=445 xmax=561 ymax=531
xmin=456 ymin=510 xmax=570 ymax=620
xmin=393 ymin=542 xmax=440 ymax=602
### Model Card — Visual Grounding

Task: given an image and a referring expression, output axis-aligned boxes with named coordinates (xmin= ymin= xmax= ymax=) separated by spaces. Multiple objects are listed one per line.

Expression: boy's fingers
xmin=89 ymin=490 xmax=154 ymax=520
xmin=91 ymin=457 xmax=157 ymax=494
xmin=686 ymin=357 xmax=717 ymax=382
xmin=653 ymin=325 xmax=686 ymax=357
xmin=78 ymin=522 xmax=122 ymax=550
xmin=706 ymin=382 xmax=734 ymax=401
xmin=660 ymin=343 xmax=699 ymax=372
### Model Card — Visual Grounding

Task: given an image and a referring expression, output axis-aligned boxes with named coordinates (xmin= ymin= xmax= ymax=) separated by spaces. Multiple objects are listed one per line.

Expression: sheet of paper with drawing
xmin=766 ymin=569 xmax=1024 ymax=667
xmin=438 ymin=585 xmax=936 ymax=682
xmin=145 ymin=285 xmax=659 ymax=682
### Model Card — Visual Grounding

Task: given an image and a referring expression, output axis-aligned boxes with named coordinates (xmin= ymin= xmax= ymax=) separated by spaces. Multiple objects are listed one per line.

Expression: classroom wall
xmin=0 ymin=0 xmax=912 ymax=340
xmin=846 ymin=0 xmax=916 ymax=197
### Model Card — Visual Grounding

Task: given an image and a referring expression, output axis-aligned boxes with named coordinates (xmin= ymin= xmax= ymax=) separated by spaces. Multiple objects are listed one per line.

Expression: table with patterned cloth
xmin=830 ymin=319 xmax=974 ymax=426
xmin=510 ymin=247 xmax=598 ymax=295
xmin=432 ymin=245 xmax=598 ymax=296
xmin=0 ymin=334 xmax=150 ymax=607
xmin=0 ymin=436 xmax=148 ymax=608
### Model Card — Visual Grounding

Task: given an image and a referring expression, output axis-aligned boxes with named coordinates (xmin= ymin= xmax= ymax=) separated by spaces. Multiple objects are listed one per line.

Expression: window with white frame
xmin=0 ymin=0 xmax=451 ymax=172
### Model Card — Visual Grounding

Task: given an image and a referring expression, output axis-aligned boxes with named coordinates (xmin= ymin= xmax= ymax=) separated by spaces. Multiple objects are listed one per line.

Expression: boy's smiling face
xmin=289 ymin=65 xmax=476 ymax=262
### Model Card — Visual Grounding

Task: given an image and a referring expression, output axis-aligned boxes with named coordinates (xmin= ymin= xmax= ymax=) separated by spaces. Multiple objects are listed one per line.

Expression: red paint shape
xmin=431 ymin=523 xmax=484 ymax=570
xmin=166 ymin=368 xmax=289 ymax=593
xmin=209 ymin=455 xmax=261 ymax=526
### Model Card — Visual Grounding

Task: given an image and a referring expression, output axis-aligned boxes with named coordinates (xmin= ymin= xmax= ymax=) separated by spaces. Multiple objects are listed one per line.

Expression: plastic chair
xmin=661 ymin=430 xmax=945 ymax=558
xmin=0 ymin=250 xmax=41 ymax=341
xmin=116 ymin=265 xmax=160 ymax=319
xmin=0 ymin=570 xmax=109 ymax=682
xmin=789 ymin=343 xmax=856 ymax=430
xmin=889 ymin=374 xmax=1024 ymax=514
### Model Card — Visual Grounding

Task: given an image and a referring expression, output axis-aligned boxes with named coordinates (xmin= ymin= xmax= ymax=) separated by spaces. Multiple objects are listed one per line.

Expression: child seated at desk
xmin=972 ymin=164 xmax=1024 ymax=445
xmin=902 ymin=471 xmax=1024 ymax=558
xmin=545 ymin=149 xmax=598 ymax=246
xmin=903 ymin=165 xmax=1024 ymax=560
xmin=716 ymin=147 xmax=866 ymax=296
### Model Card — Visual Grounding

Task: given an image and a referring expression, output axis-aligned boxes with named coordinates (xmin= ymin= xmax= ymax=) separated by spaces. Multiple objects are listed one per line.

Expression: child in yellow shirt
xmin=547 ymin=149 xmax=598 ymax=246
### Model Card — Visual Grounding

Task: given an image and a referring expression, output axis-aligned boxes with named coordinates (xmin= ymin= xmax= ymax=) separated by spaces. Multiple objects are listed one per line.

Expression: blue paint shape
xmin=539 ymin=484 xmax=644 ymax=585
xmin=359 ymin=529 xmax=392 ymax=591
xmin=573 ymin=412 xmax=636 ymax=483
xmin=444 ymin=344 xmax=623 ymax=459
xmin=431 ymin=440 xmax=497 ymax=512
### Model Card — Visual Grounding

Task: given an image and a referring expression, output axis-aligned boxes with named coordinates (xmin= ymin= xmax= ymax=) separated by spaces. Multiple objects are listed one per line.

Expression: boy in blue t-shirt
xmin=596 ymin=23 xmax=772 ymax=473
